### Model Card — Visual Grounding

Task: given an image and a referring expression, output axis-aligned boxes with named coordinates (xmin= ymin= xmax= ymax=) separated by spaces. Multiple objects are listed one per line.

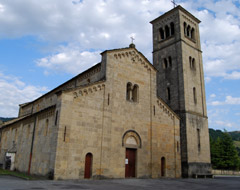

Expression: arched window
xmin=191 ymin=28 xmax=195 ymax=40
xmin=168 ymin=57 xmax=172 ymax=68
xmin=27 ymin=125 xmax=30 ymax=139
xmin=166 ymin=87 xmax=171 ymax=101
xmin=193 ymin=87 xmax=197 ymax=104
xmin=192 ymin=58 xmax=195 ymax=70
xmin=165 ymin=25 xmax=170 ymax=38
xmin=45 ymin=119 xmax=49 ymax=136
xmin=132 ymin=85 xmax=139 ymax=102
xmin=126 ymin=83 xmax=132 ymax=101
xmin=161 ymin=157 xmax=166 ymax=177
xmin=183 ymin=22 xmax=187 ymax=35
xmin=84 ymin=153 xmax=93 ymax=179
xmin=189 ymin=56 xmax=192 ymax=68
xmin=159 ymin=28 xmax=164 ymax=40
xmin=187 ymin=25 xmax=191 ymax=37
xmin=63 ymin=126 xmax=67 ymax=142
xmin=170 ymin=22 xmax=175 ymax=35
xmin=197 ymin=129 xmax=201 ymax=152
xmin=164 ymin=58 xmax=168 ymax=69
xmin=14 ymin=129 xmax=18 ymax=142
xmin=55 ymin=111 xmax=58 ymax=125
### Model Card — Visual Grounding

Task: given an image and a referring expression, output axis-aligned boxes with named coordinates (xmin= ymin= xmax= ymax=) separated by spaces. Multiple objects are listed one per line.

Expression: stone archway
xmin=122 ymin=130 xmax=141 ymax=178
xmin=122 ymin=130 xmax=141 ymax=149
xmin=84 ymin=153 xmax=93 ymax=179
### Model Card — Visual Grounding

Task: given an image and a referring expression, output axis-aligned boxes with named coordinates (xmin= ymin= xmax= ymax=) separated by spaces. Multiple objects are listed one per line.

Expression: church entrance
xmin=125 ymin=148 xmax=136 ymax=178
xmin=84 ymin=153 xmax=92 ymax=179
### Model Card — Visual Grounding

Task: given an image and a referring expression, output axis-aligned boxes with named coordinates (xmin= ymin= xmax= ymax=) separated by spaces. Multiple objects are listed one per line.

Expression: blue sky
xmin=0 ymin=0 xmax=240 ymax=131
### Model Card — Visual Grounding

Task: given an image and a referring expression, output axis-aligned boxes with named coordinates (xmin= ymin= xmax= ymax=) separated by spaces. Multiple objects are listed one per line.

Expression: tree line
xmin=209 ymin=129 xmax=240 ymax=170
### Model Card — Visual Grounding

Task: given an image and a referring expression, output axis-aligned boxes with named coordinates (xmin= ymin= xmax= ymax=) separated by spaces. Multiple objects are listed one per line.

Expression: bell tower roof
xmin=150 ymin=5 xmax=201 ymax=24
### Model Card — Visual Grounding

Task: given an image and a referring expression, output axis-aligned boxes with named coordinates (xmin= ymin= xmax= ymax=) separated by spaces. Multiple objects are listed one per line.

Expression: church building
xmin=0 ymin=6 xmax=211 ymax=179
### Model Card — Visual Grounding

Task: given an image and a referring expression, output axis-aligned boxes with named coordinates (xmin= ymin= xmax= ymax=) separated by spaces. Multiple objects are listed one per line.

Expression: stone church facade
xmin=0 ymin=6 xmax=211 ymax=179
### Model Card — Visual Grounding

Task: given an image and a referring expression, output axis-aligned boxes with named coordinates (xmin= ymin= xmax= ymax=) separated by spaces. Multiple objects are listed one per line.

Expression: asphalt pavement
xmin=0 ymin=175 xmax=240 ymax=190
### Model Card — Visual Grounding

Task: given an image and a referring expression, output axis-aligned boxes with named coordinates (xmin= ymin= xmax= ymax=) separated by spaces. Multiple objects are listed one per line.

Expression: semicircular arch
xmin=122 ymin=130 xmax=142 ymax=148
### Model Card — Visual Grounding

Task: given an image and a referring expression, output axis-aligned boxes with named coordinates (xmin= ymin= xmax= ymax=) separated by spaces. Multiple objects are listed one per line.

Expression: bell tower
xmin=151 ymin=6 xmax=211 ymax=177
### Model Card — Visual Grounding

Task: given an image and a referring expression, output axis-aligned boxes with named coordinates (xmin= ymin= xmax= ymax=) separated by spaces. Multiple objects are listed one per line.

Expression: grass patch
xmin=0 ymin=168 xmax=38 ymax=180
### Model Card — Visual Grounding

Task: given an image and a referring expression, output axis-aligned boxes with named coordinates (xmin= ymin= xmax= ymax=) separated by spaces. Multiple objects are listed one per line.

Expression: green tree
xmin=219 ymin=133 xmax=240 ymax=170
xmin=210 ymin=137 xmax=223 ymax=169
xmin=210 ymin=132 xmax=240 ymax=170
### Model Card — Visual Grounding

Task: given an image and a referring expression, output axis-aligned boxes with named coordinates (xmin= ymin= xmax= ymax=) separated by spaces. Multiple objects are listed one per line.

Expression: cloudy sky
xmin=0 ymin=0 xmax=240 ymax=131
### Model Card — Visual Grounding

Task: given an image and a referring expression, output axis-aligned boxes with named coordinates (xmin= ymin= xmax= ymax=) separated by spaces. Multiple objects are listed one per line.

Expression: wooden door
xmin=125 ymin=148 xmax=136 ymax=178
xmin=84 ymin=153 xmax=92 ymax=179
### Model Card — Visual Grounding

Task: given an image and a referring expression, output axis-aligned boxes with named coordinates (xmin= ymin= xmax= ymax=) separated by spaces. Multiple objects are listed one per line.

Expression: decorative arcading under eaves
xmin=114 ymin=50 xmax=152 ymax=72
xmin=73 ymin=84 xmax=105 ymax=98
xmin=156 ymin=99 xmax=175 ymax=120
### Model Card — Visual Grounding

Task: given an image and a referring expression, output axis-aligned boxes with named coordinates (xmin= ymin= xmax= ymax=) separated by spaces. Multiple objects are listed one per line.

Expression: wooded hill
xmin=0 ymin=117 xmax=16 ymax=123
xmin=209 ymin=128 xmax=240 ymax=156
xmin=209 ymin=128 xmax=240 ymax=170
xmin=209 ymin=128 xmax=240 ymax=141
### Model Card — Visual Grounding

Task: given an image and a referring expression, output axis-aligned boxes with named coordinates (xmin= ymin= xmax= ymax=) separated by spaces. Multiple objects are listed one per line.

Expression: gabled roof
xmin=150 ymin=5 xmax=201 ymax=24
xmin=20 ymin=45 xmax=156 ymax=109
xmin=101 ymin=45 xmax=157 ymax=72
xmin=21 ymin=62 xmax=102 ymax=108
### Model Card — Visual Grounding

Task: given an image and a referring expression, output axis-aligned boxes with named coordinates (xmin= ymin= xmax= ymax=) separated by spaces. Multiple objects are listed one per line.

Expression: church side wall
xmin=151 ymin=99 xmax=181 ymax=178
xmin=29 ymin=108 xmax=59 ymax=176
xmin=54 ymin=85 xmax=106 ymax=180
xmin=0 ymin=106 xmax=58 ymax=176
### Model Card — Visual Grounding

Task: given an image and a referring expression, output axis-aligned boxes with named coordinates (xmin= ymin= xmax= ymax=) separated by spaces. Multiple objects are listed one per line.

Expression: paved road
xmin=0 ymin=176 xmax=240 ymax=190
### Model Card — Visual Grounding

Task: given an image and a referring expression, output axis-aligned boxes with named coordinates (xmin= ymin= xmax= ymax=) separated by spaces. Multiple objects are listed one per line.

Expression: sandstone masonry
xmin=0 ymin=6 xmax=210 ymax=179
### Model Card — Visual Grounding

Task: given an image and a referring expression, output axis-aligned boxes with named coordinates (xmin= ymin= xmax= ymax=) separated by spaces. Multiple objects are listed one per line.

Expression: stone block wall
xmin=53 ymin=48 xmax=181 ymax=179
xmin=0 ymin=106 xmax=58 ymax=176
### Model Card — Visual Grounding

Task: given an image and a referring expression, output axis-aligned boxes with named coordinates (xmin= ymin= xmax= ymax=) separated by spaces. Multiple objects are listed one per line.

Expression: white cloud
xmin=0 ymin=0 xmax=239 ymax=80
xmin=208 ymin=107 xmax=240 ymax=131
xmin=195 ymin=1 xmax=240 ymax=80
xmin=224 ymin=71 xmax=240 ymax=80
xmin=36 ymin=45 xmax=101 ymax=75
xmin=205 ymin=77 xmax=211 ymax=83
xmin=225 ymin=96 xmax=240 ymax=105
xmin=0 ymin=0 xmax=173 ymax=67
xmin=0 ymin=3 xmax=4 ymax=12
xmin=215 ymin=120 xmax=235 ymax=129
xmin=210 ymin=94 xmax=216 ymax=98
xmin=210 ymin=101 xmax=223 ymax=106
xmin=0 ymin=72 xmax=48 ymax=117
xmin=209 ymin=95 xmax=240 ymax=106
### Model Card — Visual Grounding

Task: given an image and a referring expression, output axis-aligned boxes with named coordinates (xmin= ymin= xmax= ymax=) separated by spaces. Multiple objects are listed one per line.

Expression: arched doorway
xmin=122 ymin=130 xmax=141 ymax=178
xmin=161 ymin=157 xmax=166 ymax=177
xmin=84 ymin=153 xmax=92 ymax=179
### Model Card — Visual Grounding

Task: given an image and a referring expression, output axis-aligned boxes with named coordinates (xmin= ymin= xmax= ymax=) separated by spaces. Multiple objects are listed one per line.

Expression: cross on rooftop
xmin=171 ymin=0 xmax=177 ymax=8
xmin=130 ymin=36 xmax=135 ymax=44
